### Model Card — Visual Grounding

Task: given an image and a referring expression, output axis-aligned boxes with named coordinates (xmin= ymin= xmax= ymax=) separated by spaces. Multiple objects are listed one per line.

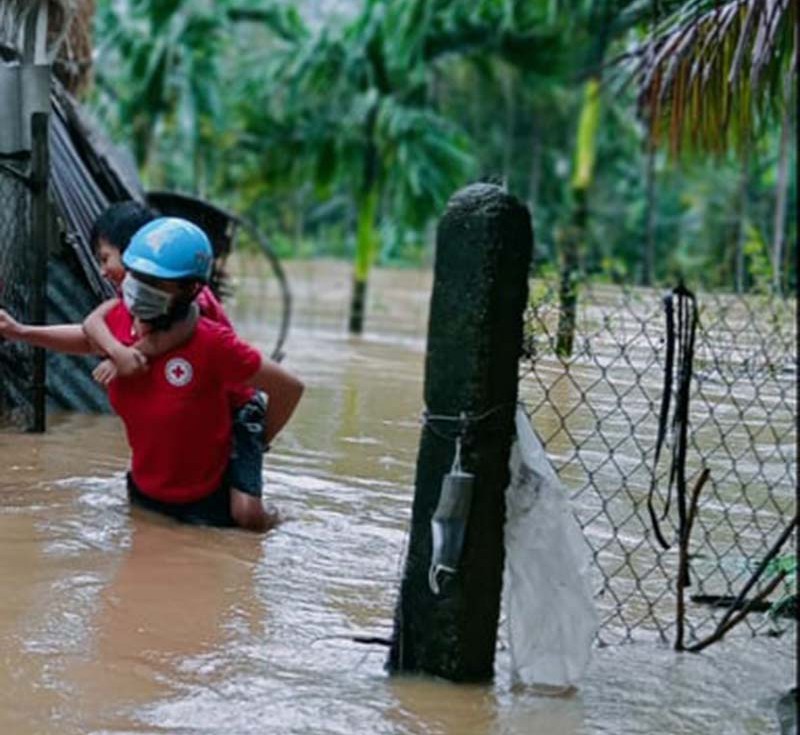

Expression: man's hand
xmin=0 ymin=309 xmax=22 ymax=340
xmin=109 ymin=344 xmax=148 ymax=376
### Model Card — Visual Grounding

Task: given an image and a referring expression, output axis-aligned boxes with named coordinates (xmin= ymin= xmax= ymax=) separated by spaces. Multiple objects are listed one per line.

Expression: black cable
xmin=647 ymin=283 xmax=698 ymax=554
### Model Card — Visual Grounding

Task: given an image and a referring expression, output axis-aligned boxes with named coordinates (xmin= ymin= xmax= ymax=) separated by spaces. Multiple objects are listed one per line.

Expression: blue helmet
xmin=123 ymin=217 xmax=213 ymax=282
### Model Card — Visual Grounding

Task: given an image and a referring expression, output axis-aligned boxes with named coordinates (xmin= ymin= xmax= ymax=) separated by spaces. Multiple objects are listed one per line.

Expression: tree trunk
xmin=734 ymin=147 xmax=751 ymax=294
xmin=347 ymin=277 xmax=367 ymax=335
xmin=502 ymin=66 xmax=515 ymax=186
xmin=772 ymin=105 xmax=791 ymax=296
xmin=348 ymin=103 xmax=380 ymax=335
xmin=348 ymin=187 xmax=378 ymax=335
xmin=557 ymin=77 xmax=600 ymax=357
xmin=642 ymin=137 xmax=657 ymax=286
xmin=527 ymin=120 xmax=541 ymax=224
xmin=556 ymin=188 xmax=585 ymax=358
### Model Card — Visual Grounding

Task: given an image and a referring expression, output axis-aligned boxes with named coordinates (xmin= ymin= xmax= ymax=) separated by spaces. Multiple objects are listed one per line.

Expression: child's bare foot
xmin=231 ymin=490 xmax=283 ymax=532
xmin=263 ymin=504 xmax=283 ymax=532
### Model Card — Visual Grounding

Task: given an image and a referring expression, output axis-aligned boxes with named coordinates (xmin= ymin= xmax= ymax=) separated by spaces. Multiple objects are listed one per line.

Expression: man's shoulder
xmin=195 ymin=315 xmax=239 ymax=344
xmin=195 ymin=316 xmax=260 ymax=363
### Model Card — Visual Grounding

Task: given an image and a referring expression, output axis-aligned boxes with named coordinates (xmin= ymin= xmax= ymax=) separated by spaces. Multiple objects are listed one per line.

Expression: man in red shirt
xmin=81 ymin=205 xmax=280 ymax=530
xmin=107 ymin=216 xmax=304 ymax=529
xmin=0 ymin=216 xmax=303 ymax=530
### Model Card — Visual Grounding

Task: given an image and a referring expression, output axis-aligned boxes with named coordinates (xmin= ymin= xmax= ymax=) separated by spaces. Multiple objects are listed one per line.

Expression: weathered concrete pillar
xmin=387 ymin=183 xmax=533 ymax=682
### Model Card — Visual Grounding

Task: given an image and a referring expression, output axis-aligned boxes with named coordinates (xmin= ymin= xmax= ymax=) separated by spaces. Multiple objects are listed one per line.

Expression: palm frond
xmin=631 ymin=0 xmax=797 ymax=156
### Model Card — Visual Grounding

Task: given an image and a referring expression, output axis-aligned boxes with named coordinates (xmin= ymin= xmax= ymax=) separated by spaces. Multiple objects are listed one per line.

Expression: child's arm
xmin=83 ymin=299 xmax=147 ymax=375
xmin=0 ymin=308 xmax=94 ymax=354
xmin=246 ymin=360 xmax=304 ymax=445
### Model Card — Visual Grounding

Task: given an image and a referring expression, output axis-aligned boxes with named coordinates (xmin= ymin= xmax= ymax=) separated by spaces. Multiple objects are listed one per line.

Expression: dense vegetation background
xmin=88 ymin=0 xmax=797 ymax=302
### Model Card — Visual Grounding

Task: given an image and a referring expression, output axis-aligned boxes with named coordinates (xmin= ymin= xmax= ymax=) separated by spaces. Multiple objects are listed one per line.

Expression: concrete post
xmin=387 ymin=182 xmax=533 ymax=682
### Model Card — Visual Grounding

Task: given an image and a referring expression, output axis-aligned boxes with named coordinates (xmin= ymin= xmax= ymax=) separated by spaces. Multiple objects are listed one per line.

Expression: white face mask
xmin=121 ymin=273 xmax=173 ymax=321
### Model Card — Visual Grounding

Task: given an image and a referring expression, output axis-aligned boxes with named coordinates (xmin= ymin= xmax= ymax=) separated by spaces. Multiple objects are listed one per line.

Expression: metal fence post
xmin=28 ymin=112 xmax=49 ymax=432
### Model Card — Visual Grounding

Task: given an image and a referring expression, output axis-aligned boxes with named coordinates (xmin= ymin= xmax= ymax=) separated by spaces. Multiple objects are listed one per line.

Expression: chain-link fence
xmin=0 ymin=155 xmax=35 ymax=428
xmin=520 ymin=280 xmax=796 ymax=645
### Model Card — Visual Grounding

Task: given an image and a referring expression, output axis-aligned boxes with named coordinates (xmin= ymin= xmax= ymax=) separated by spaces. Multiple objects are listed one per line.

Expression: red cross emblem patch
xmin=165 ymin=357 xmax=193 ymax=387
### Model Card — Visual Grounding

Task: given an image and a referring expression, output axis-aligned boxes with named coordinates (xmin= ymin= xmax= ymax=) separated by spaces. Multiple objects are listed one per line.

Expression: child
xmin=85 ymin=201 xmax=236 ymax=381
xmin=0 ymin=201 xmax=155 ymax=356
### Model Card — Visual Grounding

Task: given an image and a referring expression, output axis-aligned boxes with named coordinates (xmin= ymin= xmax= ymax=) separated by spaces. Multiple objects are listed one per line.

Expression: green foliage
xmin=742 ymin=221 xmax=773 ymax=293
xmin=766 ymin=554 xmax=797 ymax=623
xmin=630 ymin=0 xmax=797 ymax=156
xmin=90 ymin=0 xmax=796 ymax=295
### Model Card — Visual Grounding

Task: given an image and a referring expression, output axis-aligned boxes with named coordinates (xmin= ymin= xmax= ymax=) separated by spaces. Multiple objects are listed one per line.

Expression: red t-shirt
xmin=196 ymin=286 xmax=254 ymax=408
xmin=106 ymin=303 xmax=262 ymax=503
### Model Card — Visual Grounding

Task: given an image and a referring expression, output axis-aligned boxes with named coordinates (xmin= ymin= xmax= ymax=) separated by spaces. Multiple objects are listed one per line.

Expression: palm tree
xmin=251 ymin=0 xmax=482 ymax=334
xmin=631 ymin=0 xmax=797 ymax=155
xmin=93 ymin=0 xmax=226 ymax=181
xmin=257 ymin=0 xmax=558 ymax=334
xmin=631 ymin=0 xmax=797 ymax=292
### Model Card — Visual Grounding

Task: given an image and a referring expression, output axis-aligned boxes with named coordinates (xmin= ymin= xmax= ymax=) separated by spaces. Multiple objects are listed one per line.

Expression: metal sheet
xmin=0 ymin=63 xmax=22 ymax=153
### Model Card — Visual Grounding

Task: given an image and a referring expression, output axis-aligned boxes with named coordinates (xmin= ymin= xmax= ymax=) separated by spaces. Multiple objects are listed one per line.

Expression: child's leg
xmin=229 ymin=391 xmax=280 ymax=532
xmin=230 ymin=488 xmax=279 ymax=532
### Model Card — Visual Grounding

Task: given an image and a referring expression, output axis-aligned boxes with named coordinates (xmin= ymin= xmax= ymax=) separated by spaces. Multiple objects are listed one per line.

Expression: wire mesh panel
xmin=0 ymin=157 xmax=34 ymax=428
xmin=520 ymin=281 xmax=797 ymax=645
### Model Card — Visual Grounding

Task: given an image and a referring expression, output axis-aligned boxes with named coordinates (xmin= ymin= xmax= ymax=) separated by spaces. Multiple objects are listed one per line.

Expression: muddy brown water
xmin=0 ymin=260 xmax=794 ymax=734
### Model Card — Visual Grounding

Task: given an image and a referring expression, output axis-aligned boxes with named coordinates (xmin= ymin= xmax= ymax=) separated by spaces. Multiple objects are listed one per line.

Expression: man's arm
xmin=0 ymin=309 xmax=94 ymax=354
xmin=246 ymin=360 xmax=304 ymax=444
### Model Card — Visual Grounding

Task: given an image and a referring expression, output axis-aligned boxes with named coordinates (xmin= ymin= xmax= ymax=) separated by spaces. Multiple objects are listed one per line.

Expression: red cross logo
xmin=165 ymin=357 xmax=193 ymax=387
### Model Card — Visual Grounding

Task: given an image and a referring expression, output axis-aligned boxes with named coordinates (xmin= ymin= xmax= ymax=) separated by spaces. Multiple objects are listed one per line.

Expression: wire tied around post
xmin=422 ymin=402 xmax=515 ymax=441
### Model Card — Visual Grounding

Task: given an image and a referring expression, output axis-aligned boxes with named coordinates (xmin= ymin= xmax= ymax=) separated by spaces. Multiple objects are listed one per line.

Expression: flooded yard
xmin=0 ymin=260 xmax=794 ymax=734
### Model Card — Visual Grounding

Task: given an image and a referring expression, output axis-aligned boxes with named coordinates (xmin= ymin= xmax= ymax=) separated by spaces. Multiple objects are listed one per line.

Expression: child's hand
xmin=110 ymin=345 xmax=148 ymax=376
xmin=0 ymin=309 xmax=22 ymax=340
xmin=92 ymin=358 xmax=118 ymax=386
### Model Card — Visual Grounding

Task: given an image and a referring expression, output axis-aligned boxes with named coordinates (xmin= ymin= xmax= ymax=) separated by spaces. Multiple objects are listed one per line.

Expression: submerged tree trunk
xmin=642 ymin=137 xmax=657 ymax=286
xmin=348 ymin=187 xmax=378 ymax=335
xmin=734 ymin=155 xmax=750 ymax=294
xmin=348 ymin=103 xmax=380 ymax=335
xmin=556 ymin=188 xmax=585 ymax=358
xmin=557 ymin=77 xmax=600 ymax=357
xmin=772 ymin=105 xmax=791 ymax=296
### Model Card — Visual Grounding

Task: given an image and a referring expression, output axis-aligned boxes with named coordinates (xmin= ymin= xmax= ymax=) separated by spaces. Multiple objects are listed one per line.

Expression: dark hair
xmin=89 ymin=201 xmax=157 ymax=254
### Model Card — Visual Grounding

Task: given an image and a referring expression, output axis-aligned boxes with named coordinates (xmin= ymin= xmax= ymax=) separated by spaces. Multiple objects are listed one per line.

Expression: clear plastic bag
xmin=502 ymin=407 xmax=598 ymax=688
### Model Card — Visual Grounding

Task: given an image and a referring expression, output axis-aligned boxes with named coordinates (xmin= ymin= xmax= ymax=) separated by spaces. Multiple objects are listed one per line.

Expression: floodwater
xmin=0 ymin=260 xmax=794 ymax=735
